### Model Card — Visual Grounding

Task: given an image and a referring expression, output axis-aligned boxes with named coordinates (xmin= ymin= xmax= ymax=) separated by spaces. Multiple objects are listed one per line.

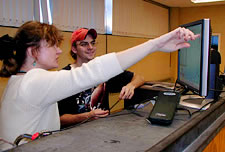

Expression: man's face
xmin=72 ymin=34 xmax=97 ymax=63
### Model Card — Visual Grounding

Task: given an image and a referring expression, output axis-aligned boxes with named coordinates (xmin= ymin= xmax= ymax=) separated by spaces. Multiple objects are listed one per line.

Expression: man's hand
xmin=89 ymin=109 xmax=109 ymax=119
xmin=119 ymin=83 xmax=135 ymax=100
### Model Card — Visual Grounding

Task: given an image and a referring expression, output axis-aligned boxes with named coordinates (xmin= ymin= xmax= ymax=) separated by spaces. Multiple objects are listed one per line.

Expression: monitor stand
xmin=179 ymin=95 xmax=213 ymax=110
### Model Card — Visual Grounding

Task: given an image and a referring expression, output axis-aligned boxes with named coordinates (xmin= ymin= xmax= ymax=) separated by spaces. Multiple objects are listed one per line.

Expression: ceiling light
xmin=191 ymin=0 xmax=225 ymax=3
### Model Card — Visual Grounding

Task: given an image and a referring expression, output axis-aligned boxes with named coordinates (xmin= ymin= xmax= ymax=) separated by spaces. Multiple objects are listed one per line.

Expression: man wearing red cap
xmin=57 ymin=28 xmax=145 ymax=128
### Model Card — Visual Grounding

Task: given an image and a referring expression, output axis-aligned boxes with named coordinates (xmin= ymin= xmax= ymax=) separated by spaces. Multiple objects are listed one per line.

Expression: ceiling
xmin=150 ymin=0 xmax=225 ymax=7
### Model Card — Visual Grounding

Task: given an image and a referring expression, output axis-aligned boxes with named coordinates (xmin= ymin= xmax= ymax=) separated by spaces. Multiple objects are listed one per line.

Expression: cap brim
xmin=87 ymin=29 xmax=97 ymax=39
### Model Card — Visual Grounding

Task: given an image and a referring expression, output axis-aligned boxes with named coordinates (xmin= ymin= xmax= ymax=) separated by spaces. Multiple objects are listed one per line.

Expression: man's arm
xmin=60 ymin=109 xmax=109 ymax=127
xmin=119 ymin=73 xmax=145 ymax=99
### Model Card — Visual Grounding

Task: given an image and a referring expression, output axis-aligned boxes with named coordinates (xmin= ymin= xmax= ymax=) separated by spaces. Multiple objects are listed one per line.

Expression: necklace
xmin=17 ymin=70 xmax=27 ymax=73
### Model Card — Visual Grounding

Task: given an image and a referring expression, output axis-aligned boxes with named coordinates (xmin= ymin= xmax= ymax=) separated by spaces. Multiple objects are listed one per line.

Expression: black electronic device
xmin=177 ymin=19 xmax=211 ymax=97
xmin=146 ymin=91 xmax=181 ymax=126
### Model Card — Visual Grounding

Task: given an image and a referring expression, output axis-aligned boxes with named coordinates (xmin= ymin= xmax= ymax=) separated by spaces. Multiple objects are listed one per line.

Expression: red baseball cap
xmin=71 ymin=28 xmax=97 ymax=44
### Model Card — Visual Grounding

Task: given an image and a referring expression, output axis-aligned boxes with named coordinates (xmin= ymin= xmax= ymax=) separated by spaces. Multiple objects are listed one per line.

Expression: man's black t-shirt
xmin=57 ymin=64 xmax=133 ymax=116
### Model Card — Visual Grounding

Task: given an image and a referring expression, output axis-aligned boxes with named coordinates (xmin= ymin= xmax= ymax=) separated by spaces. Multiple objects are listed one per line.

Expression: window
xmin=211 ymin=33 xmax=221 ymax=52
xmin=50 ymin=0 xmax=105 ymax=33
xmin=105 ymin=0 xmax=112 ymax=34
xmin=0 ymin=0 xmax=34 ymax=27
xmin=0 ymin=0 xmax=52 ymax=27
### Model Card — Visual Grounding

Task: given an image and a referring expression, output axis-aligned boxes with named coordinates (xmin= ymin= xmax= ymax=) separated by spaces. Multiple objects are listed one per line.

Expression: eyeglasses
xmin=78 ymin=41 xmax=97 ymax=47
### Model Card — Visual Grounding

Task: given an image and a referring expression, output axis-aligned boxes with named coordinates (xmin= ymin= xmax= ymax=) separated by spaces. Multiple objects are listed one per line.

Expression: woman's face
xmin=36 ymin=40 xmax=62 ymax=70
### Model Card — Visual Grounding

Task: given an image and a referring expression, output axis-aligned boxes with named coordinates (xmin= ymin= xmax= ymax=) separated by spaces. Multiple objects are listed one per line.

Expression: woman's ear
xmin=27 ymin=46 xmax=38 ymax=59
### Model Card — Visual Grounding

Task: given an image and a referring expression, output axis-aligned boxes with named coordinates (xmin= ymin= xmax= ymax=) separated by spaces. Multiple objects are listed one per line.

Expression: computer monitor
xmin=177 ymin=19 xmax=211 ymax=98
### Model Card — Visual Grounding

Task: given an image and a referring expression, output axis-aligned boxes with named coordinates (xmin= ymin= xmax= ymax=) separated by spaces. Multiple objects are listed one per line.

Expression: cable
xmin=191 ymin=100 xmax=215 ymax=115
xmin=129 ymin=102 xmax=144 ymax=117
xmin=13 ymin=132 xmax=53 ymax=146
xmin=59 ymin=99 xmax=124 ymax=132
xmin=0 ymin=138 xmax=15 ymax=147
xmin=60 ymin=99 xmax=128 ymax=131
xmin=109 ymin=99 xmax=121 ymax=112
xmin=129 ymin=98 xmax=153 ymax=117
xmin=13 ymin=114 xmax=95 ymax=146
xmin=108 ymin=98 xmax=154 ymax=118
xmin=107 ymin=99 xmax=135 ymax=118
xmin=176 ymin=107 xmax=192 ymax=118
xmin=14 ymin=134 xmax=32 ymax=146
xmin=173 ymin=80 xmax=185 ymax=93
xmin=173 ymin=80 xmax=178 ymax=92
xmin=209 ymin=89 xmax=225 ymax=92
xmin=55 ymin=100 xmax=124 ymax=132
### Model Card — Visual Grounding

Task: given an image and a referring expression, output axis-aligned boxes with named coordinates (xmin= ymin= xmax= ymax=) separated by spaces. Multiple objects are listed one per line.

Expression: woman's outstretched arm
xmin=116 ymin=27 xmax=199 ymax=70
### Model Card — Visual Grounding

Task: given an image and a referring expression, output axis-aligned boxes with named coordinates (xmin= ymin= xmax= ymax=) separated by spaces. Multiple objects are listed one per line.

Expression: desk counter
xmin=8 ymin=97 xmax=225 ymax=152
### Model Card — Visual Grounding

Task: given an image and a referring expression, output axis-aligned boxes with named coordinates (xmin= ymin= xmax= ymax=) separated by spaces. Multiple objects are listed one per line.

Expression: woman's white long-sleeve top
xmin=0 ymin=53 xmax=123 ymax=145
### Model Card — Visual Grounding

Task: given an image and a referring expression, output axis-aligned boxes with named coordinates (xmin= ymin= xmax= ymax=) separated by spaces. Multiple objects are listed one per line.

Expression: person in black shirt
xmin=210 ymin=44 xmax=221 ymax=65
xmin=58 ymin=28 xmax=145 ymax=128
